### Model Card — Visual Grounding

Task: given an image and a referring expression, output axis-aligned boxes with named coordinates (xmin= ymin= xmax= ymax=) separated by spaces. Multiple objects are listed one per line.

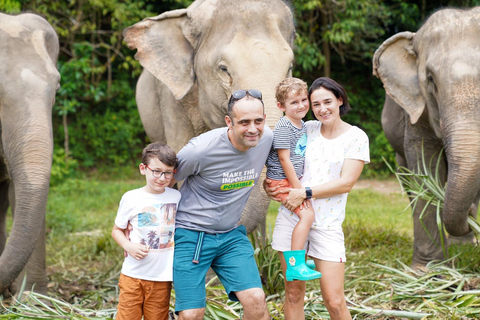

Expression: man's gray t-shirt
xmin=174 ymin=126 xmax=273 ymax=233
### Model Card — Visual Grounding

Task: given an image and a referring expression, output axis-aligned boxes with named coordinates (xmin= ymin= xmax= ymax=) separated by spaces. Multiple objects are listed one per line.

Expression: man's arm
xmin=173 ymin=139 xmax=198 ymax=183
xmin=169 ymin=178 xmax=177 ymax=188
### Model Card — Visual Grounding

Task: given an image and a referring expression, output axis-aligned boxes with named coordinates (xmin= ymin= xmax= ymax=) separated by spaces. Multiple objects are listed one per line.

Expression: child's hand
xmin=123 ymin=222 xmax=133 ymax=257
xmin=125 ymin=242 xmax=149 ymax=260
xmin=299 ymin=199 xmax=311 ymax=210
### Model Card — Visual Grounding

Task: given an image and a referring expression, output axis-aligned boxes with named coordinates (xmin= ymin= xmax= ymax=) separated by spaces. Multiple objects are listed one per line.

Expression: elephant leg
xmin=405 ymin=120 xmax=447 ymax=267
xmin=0 ymin=180 xmax=9 ymax=255
xmin=395 ymin=153 xmax=407 ymax=168
xmin=381 ymin=95 xmax=406 ymax=159
xmin=161 ymin=86 xmax=200 ymax=152
xmin=239 ymin=179 xmax=271 ymax=235
xmin=136 ymin=70 xmax=199 ymax=152
xmin=136 ymin=70 xmax=166 ymax=144
xmin=411 ymin=199 xmax=446 ymax=267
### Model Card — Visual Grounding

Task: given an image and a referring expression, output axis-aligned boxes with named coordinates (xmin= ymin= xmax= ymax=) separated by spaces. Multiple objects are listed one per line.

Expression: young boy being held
xmin=112 ymin=142 xmax=181 ymax=320
xmin=266 ymin=78 xmax=321 ymax=281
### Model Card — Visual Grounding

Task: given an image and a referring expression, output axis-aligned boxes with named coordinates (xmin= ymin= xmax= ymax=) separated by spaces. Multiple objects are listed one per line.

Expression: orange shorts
xmin=116 ymin=273 xmax=171 ymax=320
xmin=268 ymin=178 xmax=303 ymax=215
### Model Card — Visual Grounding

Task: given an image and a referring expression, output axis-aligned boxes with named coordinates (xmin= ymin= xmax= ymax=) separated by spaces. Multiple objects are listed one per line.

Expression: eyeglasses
xmin=231 ymin=89 xmax=263 ymax=101
xmin=144 ymin=164 xmax=175 ymax=179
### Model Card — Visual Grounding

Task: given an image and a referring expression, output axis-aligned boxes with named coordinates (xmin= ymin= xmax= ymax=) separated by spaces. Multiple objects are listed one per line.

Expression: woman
xmin=265 ymin=77 xmax=370 ymax=320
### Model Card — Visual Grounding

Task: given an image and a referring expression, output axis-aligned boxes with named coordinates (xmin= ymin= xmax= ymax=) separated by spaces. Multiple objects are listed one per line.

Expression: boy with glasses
xmin=170 ymin=89 xmax=272 ymax=320
xmin=111 ymin=142 xmax=181 ymax=320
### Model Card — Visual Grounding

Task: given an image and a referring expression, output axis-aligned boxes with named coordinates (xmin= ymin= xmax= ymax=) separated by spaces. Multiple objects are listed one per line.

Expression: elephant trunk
xmin=0 ymin=95 xmax=53 ymax=293
xmin=442 ymin=122 xmax=480 ymax=237
xmin=261 ymin=88 xmax=283 ymax=130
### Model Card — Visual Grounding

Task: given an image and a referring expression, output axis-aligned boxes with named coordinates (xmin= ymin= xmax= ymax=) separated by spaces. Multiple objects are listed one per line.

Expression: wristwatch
xmin=305 ymin=187 xmax=312 ymax=200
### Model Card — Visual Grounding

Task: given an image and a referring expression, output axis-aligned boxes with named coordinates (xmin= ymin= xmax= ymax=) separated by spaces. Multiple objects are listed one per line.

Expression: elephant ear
xmin=373 ymin=31 xmax=425 ymax=124
xmin=123 ymin=9 xmax=194 ymax=100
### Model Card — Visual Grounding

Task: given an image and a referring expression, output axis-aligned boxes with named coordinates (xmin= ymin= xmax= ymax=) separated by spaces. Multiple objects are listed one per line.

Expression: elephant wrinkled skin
xmin=0 ymin=13 xmax=60 ymax=294
xmin=373 ymin=8 xmax=480 ymax=267
xmin=123 ymin=0 xmax=295 ymax=233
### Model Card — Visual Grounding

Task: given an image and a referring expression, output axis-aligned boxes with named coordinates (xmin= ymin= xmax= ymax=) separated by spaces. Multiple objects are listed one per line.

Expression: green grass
xmin=2 ymin=175 xmax=480 ymax=319
xmin=346 ymin=187 xmax=412 ymax=234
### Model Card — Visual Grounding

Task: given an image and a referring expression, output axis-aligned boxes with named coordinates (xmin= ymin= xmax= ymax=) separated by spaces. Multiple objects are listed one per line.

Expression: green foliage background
xmin=2 ymin=0 xmax=480 ymax=180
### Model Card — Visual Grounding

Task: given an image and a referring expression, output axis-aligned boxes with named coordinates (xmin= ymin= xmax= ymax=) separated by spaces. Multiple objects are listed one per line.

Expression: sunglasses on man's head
xmin=231 ymin=89 xmax=263 ymax=101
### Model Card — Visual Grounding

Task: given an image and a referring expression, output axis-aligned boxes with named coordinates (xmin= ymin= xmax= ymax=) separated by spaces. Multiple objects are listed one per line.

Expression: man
xmin=171 ymin=89 xmax=273 ymax=320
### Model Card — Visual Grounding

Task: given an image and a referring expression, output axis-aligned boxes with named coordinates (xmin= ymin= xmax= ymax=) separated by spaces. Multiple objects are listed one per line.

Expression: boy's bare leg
xmin=235 ymin=288 xmax=270 ymax=320
xmin=291 ymin=206 xmax=315 ymax=250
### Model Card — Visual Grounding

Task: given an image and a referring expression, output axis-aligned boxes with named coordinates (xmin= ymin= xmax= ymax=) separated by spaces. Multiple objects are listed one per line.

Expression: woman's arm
xmin=283 ymin=159 xmax=365 ymax=211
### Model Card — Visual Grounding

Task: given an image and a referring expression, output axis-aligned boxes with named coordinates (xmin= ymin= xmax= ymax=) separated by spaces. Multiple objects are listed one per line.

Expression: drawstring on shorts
xmin=192 ymin=231 xmax=205 ymax=264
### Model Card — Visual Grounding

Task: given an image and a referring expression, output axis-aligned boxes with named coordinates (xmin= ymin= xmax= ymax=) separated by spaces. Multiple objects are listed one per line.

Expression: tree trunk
xmin=321 ymin=4 xmax=330 ymax=77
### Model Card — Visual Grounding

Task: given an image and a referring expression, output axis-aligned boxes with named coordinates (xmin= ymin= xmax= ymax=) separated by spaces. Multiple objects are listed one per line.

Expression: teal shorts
xmin=173 ymin=226 xmax=262 ymax=313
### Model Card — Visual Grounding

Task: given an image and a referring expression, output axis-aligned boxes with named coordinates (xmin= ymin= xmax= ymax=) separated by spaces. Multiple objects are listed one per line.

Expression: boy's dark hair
xmin=308 ymin=77 xmax=351 ymax=116
xmin=142 ymin=142 xmax=178 ymax=169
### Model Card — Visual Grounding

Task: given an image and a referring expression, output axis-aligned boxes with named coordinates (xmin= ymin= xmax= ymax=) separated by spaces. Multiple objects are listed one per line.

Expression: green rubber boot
xmin=284 ymin=250 xmax=322 ymax=281
xmin=306 ymin=259 xmax=316 ymax=270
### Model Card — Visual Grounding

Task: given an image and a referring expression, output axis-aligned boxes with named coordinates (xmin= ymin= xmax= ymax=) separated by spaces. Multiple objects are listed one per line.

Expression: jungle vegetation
xmin=2 ymin=2 xmax=480 ymax=318
xmin=2 ymin=0 xmax=480 ymax=180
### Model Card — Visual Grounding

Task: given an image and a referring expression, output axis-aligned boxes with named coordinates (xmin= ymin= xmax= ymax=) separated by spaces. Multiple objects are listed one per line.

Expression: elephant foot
xmin=411 ymin=263 xmax=429 ymax=274
xmin=0 ymin=285 xmax=14 ymax=299
xmin=448 ymin=231 xmax=476 ymax=246
xmin=468 ymin=203 xmax=478 ymax=219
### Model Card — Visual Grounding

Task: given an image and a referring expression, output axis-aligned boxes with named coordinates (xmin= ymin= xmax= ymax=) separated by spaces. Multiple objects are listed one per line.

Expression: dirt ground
xmin=353 ymin=178 xmax=403 ymax=194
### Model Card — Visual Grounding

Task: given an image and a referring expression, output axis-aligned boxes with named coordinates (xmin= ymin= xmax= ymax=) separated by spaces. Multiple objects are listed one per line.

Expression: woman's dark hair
xmin=308 ymin=77 xmax=351 ymax=116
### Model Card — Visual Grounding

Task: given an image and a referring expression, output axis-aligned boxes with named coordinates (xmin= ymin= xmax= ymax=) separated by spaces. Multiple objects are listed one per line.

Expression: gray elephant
xmin=123 ymin=0 xmax=295 ymax=232
xmin=0 ymin=13 xmax=60 ymax=294
xmin=373 ymin=7 xmax=480 ymax=267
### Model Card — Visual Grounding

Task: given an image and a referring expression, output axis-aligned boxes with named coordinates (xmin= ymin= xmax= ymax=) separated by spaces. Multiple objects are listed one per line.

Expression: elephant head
xmin=123 ymin=0 xmax=295 ymax=135
xmin=123 ymin=0 xmax=295 ymax=232
xmin=0 ymin=13 xmax=60 ymax=294
xmin=373 ymin=8 xmax=480 ymax=241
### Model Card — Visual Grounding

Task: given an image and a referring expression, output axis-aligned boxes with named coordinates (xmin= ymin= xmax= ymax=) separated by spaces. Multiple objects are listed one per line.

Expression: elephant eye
xmin=287 ymin=63 xmax=293 ymax=76
xmin=427 ymin=74 xmax=437 ymax=92
xmin=219 ymin=65 xmax=229 ymax=73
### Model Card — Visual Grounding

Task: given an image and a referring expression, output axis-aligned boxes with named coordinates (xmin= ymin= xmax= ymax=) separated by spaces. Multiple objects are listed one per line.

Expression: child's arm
xmin=278 ymin=149 xmax=303 ymax=189
xmin=111 ymin=224 xmax=149 ymax=260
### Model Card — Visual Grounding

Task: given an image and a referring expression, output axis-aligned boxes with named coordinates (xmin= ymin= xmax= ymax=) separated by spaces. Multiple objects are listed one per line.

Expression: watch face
xmin=306 ymin=187 xmax=312 ymax=199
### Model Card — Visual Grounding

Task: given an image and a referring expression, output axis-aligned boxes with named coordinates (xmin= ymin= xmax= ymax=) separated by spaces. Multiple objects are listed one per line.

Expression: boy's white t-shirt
xmin=115 ymin=187 xmax=181 ymax=281
xmin=280 ymin=121 xmax=370 ymax=230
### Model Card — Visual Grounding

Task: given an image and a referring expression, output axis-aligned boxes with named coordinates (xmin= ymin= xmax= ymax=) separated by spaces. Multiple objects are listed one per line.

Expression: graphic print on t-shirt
xmin=220 ymin=168 xmax=259 ymax=191
xmin=135 ymin=203 xmax=177 ymax=250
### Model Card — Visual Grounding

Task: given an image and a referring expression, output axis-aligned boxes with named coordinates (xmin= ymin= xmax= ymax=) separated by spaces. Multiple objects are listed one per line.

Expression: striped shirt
xmin=266 ymin=116 xmax=307 ymax=180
